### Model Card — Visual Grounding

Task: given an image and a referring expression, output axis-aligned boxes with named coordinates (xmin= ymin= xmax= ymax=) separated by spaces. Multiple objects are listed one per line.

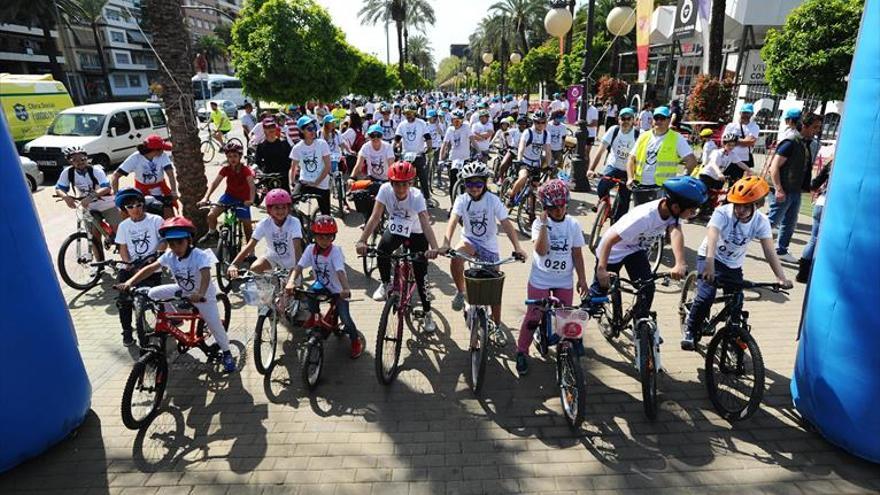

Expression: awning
xmin=126 ymin=30 xmax=147 ymax=44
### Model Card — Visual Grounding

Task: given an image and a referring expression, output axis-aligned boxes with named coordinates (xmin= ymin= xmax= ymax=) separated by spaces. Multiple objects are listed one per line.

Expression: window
xmin=674 ymin=61 xmax=702 ymax=99
xmin=115 ymin=52 xmax=131 ymax=65
xmin=147 ymin=108 xmax=167 ymax=128
xmin=113 ymin=74 xmax=128 ymax=87
xmin=222 ymin=79 xmax=242 ymax=89
xmin=110 ymin=30 xmax=125 ymax=43
xmin=108 ymin=112 xmax=131 ymax=135
xmin=130 ymin=109 xmax=151 ymax=129
xmin=105 ymin=8 xmax=122 ymax=21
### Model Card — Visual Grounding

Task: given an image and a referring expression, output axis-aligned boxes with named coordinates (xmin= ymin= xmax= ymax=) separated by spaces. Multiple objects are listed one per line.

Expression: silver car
xmin=19 ymin=155 xmax=44 ymax=192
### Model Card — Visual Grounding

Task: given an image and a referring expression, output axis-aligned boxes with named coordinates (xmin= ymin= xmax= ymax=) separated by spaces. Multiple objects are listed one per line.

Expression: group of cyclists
xmin=52 ymin=89 xmax=795 ymax=385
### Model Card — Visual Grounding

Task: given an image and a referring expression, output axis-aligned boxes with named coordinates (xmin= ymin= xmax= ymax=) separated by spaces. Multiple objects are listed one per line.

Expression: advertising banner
xmin=674 ymin=0 xmax=698 ymax=39
xmin=636 ymin=0 xmax=653 ymax=83
xmin=566 ymin=85 xmax=583 ymax=124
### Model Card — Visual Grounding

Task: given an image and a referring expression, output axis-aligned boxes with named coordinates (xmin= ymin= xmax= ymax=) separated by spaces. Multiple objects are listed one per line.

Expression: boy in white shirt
xmin=699 ymin=133 xmax=752 ymax=192
xmin=547 ymin=111 xmax=568 ymax=169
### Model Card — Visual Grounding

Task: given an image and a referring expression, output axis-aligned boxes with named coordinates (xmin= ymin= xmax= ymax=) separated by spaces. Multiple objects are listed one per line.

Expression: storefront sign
xmin=674 ymin=0 xmax=697 ymax=39
xmin=742 ymin=49 xmax=767 ymax=85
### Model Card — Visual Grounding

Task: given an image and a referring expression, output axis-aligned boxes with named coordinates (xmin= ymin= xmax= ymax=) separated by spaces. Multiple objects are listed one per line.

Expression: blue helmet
xmin=296 ymin=115 xmax=316 ymax=129
xmin=426 ymin=109 xmax=438 ymax=118
xmin=366 ymin=123 xmax=384 ymax=136
xmin=662 ymin=176 xmax=708 ymax=210
xmin=653 ymin=106 xmax=672 ymax=118
xmin=115 ymin=188 xmax=145 ymax=209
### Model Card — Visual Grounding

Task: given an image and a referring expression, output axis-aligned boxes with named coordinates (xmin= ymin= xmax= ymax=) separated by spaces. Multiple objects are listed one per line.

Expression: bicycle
xmin=358 ymin=210 xmax=387 ymax=279
xmin=291 ymin=192 xmax=322 ymax=246
xmin=288 ymin=286 xmax=350 ymax=390
xmin=525 ymin=294 xmax=607 ymax=428
xmin=369 ymin=245 xmax=430 ymax=385
xmin=233 ymin=268 xmax=300 ymax=375
xmin=122 ymin=287 xmax=231 ymax=429
xmin=592 ymin=272 xmax=671 ymax=420
xmin=629 ymin=183 xmax=667 ymax=273
xmin=507 ymin=161 xmax=552 ymax=238
xmin=56 ymin=195 xmax=119 ymax=290
xmin=445 ymin=250 xmax=524 ymax=393
xmin=199 ymin=122 xmax=242 ymax=164
xmin=679 ymin=274 xmax=787 ymax=421
xmin=329 ymin=152 xmax=348 ymax=218
xmin=199 ymin=202 xmax=245 ymax=293
xmin=253 ymin=171 xmax=284 ymax=207
xmin=587 ymin=176 xmax=628 ymax=254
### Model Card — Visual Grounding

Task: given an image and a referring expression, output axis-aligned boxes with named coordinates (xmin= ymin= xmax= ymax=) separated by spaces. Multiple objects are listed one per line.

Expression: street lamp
xmin=544 ymin=1 xmax=573 ymax=39
xmin=510 ymin=52 xmax=521 ymax=64
xmin=606 ymin=5 xmax=636 ymax=77
xmin=482 ymin=52 xmax=494 ymax=65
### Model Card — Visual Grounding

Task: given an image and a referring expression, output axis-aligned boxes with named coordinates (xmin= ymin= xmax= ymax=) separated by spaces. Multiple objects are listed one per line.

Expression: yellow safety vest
xmin=633 ymin=130 xmax=683 ymax=185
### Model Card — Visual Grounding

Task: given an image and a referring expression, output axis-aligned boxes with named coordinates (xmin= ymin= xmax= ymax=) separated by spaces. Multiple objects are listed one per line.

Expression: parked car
xmin=197 ymin=100 xmax=238 ymax=122
xmin=22 ymin=102 xmax=169 ymax=172
xmin=19 ymin=155 xmax=43 ymax=192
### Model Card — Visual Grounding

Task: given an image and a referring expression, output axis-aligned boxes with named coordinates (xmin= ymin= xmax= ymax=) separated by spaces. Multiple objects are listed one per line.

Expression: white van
xmin=22 ymin=102 xmax=169 ymax=172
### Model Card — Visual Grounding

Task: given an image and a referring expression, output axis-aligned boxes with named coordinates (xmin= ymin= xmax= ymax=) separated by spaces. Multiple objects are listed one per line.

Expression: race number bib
xmin=299 ymin=154 xmax=322 ymax=183
xmin=541 ymin=255 xmax=569 ymax=274
xmin=388 ymin=214 xmax=412 ymax=237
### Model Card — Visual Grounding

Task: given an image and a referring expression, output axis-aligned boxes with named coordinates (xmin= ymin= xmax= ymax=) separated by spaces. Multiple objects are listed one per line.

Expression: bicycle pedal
xmin=412 ymin=308 xmax=425 ymax=319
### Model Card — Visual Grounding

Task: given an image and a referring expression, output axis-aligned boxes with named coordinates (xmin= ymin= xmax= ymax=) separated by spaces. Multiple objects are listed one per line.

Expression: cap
xmin=143 ymin=134 xmax=172 ymax=151
xmin=618 ymin=107 xmax=635 ymax=117
xmin=784 ymin=108 xmax=802 ymax=120
xmin=653 ymin=106 xmax=671 ymax=118
xmin=740 ymin=103 xmax=755 ymax=114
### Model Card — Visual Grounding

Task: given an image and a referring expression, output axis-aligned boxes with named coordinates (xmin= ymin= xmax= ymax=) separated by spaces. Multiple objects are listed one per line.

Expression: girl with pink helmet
xmin=227 ymin=188 xmax=304 ymax=279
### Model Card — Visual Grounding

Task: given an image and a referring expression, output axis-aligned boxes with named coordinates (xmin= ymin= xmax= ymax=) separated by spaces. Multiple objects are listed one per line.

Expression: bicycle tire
xmin=679 ymin=272 xmax=699 ymax=330
xmin=120 ymin=350 xmax=167 ymax=430
xmin=597 ymin=288 xmax=622 ymax=341
xmin=516 ymin=195 xmax=536 ymax=238
xmin=557 ymin=347 xmax=587 ymax=429
xmin=134 ymin=296 xmax=159 ymax=347
xmin=499 ymin=177 xmax=513 ymax=199
xmin=301 ymin=336 xmax=324 ymax=390
xmin=375 ymin=295 xmax=403 ymax=385
xmin=200 ymin=140 xmax=215 ymax=164
xmin=361 ymin=229 xmax=381 ymax=279
xmin=705 ymin=328 xmax=765 ymax=421
xmin=468 ymin=308 xmax=490 ymax=393
xmin=334 ymin=176 xmax=346 ymax=218
xmin=216 ymin=292 xmax=231 ymax=331
xmin=638 ymin=322 xmax=659 ymax=420
xmin=588 ymin=201 xmax=610 ymax=254
xmin=648 ymin=236 xmax=664 ymax=273
xmin=448 ymin=178 xmax=465 ymax=216
xmin=215 ymin=228 xmax=232 ymax=292
xmin=58 ymin=231 xmax=101 ymax=291
xmin=254 ymin=310 xmax=278 ymax=375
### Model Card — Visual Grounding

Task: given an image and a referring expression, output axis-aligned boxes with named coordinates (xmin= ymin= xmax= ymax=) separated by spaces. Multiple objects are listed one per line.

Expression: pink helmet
xmin=264 ymin=188 xmax=292 ymax=207
xmin=538 ymin=179 xmax=570 ymax=208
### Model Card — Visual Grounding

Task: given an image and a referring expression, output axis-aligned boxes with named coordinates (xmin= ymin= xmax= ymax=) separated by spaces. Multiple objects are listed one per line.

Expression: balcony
xmin=0 ymin=50 xmax=65 ymax=65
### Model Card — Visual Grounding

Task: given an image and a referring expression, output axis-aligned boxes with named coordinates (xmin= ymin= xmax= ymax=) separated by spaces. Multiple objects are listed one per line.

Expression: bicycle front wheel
xmin=467 ymin=308 xmax=490 ymax=393
xmin=516 ymin=195 xmax=536 ymax=238
xmin=215 ymin=228 xmax=233 ymax=292
xmin=648 ymin=236 xmax=664 ymax=273
xmin=705 ymin=328 xmax=765 ymax=421
xmin=557 ymin=347 xmax=587 ymax=428
xmin=588 ymin=201 xmax=610 ymax=254
xmin=334 ymin=176 xmax=346 ymax=218
xmin=58 ymin=231 xmax=101 ymax=291
xmin=679 ymin=272 xmax=699 ymax=330
xmin=375 ymin=295 xmax=404 ymax=385
xmin=200 ymin=140 xmax=215 ymax=164
xmin=301 ymin=336 xmax=324 ymax=390
xmin=121 ymin=350 xmax=167 ymax=430
xmin=254 ymin=309 xmax=278 ymax=375
xmin=638 ymin=323 xmax=659 ymax=420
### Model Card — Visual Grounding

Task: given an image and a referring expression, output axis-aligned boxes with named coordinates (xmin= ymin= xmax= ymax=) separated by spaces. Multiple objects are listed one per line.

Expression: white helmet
xmin=460 ymin=161 xmax=490 ymax=180
xmin=63 ymin=145 xmax=87 ymax=158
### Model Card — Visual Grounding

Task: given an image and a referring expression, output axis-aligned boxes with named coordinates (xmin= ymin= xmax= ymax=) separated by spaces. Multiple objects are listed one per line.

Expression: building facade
xmin=0 ymin=23 xmax=66 ymax=77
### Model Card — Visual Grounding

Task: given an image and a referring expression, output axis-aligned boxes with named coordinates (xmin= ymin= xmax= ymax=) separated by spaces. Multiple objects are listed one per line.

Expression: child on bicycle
xmin=289 ymin=115 xmax=332 ymax=216
xmin=111 ymin=135 xmax=179 ymax=218
xmin=355 ymin=161 xmax=440 ymax=332
xmin=681 ymin=177 xmax=792 ymax=350
xmin=114 ymin=188 xmax=165 ymax=347
xmin=588 ymin=107 xmax=640 ymax=222
xmin=117 ymin=217 xmax=236 ymax=373
xmin=227 ymin=188 xmax=303 ymax=280
xmin=441 ymin=162 xmax=526 ymax=326
xmin=198 ymin=142 xmax=255 ymax=243
xmin=699 ymin=132 xmax=752 ymax=192
xmin=285 ymin=215 xmax=365 ymax=359
xmin=516 ymin=180 xmax=588 ymax=375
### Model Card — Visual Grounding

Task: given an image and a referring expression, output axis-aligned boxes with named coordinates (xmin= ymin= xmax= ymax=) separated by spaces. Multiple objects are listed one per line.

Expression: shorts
xmin=266 ymin=252 xmax=295 ymax=270
xmin=219 ymin=193 xmax=252 ymax=220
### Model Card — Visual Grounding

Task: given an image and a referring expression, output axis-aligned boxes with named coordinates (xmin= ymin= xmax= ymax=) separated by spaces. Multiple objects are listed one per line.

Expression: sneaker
xmin=680 ymin=328 xmax=696 ymax=351
xmin=451 ymin=291 xmax=465 ymax=311
xmin=350 ymin=335 xmax=365 ymax=359
xmin=122 ymin=333 xmax=135 ymax=347
xmin=198 ymin=230 xmax=219 ymax=244
xmin=423 ymin=312 xmax=437 ymax=333
xmin=372 ymin=283 xmax=387 ymax=301
xmin=515 ymin=352 xmax=529 ymax=376
xmin=222 ymin=351 xmax=236 ymax=373
xmin=778 ymin=252 xmax=798 ymax=264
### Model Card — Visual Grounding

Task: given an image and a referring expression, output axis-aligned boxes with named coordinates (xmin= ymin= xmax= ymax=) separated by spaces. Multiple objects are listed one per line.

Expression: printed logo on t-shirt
xmin=370 ymin=159 xmax=385 ymax=176
xmin=405 ymin=127 xmax=417 ymax=141
xmin=314 ymin=260 xmax=331 ymax=286
xmin=142 ymin=162 xmax=159 ymax=183
xmin=130 ymin=230 xmax=152 ymax=256
xmin=272 ymin=231 xmax=289 ymax=256
xmin=453 ymin=134 xmax=462 ymax=148
xmin=303 ymin=153 xmax=319 ymax=173
xmin=550 ymin=236 xmax=570 ymax=253
xmin=468 ymin=211 xmax=489 ymax=237
xmin=174 ymin=268 xmax=196 ymax=292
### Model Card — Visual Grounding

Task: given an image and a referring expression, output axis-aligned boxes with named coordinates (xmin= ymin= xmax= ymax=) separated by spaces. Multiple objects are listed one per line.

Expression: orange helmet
xmin=727 ymin=176 xmax=770 ymax=204
xmin=388 ymin=161 xmax=417 ymax=182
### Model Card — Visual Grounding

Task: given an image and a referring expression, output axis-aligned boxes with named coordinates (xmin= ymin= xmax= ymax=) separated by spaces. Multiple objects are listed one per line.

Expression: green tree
xmin=403 ymin=0 xmax=435 ymax=66
xmin=520 ymin=39 xmax=560 ymax=92
xmin=761 ymin=0 xmax=864 ymax=103
xmin=359 ymin=0 xmax=407 ymax=76
xmin=213 ymin=23 xmax=232 ymax=45
xmin=195 ymin=34 xmax=226 ymax=73
xmin=351 ymin=53 xmax=399 ymax=97
xmin=686 ymin=75 xmax=734 ymax=123
xmin=394 ymin=62 xmax=430 ymax=90
xmin=232 ymin=0 xmax=359 ymax=104
xmin=435 ymin=55 xmax=462 ymax=86
xmin=489 ymin=0 xmax=543 ymax=54
xmin=406 ymin=34 xmax=435 ymax=80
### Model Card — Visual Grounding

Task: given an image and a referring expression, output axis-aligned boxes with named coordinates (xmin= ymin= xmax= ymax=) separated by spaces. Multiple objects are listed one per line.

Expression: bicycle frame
xmin=135 ymin=294 xmax=208 ymax=350
xmin=391 ymin=256 xmax=417 ymax=311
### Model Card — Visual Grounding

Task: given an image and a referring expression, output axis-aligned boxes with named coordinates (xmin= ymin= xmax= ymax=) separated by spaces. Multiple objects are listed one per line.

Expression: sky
xmin=320 ymin=0 xmax=588 ymax=66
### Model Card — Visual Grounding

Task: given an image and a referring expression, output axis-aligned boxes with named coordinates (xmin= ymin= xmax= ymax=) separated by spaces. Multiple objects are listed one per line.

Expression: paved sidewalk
xmin=3 ymin=153 xmax=877 ymax=494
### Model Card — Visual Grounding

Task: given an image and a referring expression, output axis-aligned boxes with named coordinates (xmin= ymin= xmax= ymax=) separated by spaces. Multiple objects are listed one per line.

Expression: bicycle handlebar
xmin=699 ymin=276 xmax=790 ymax=294
xmin=524 ymin=296 xmax=608 ymax=309
xmin=444 ymin=249 xmax=525 ymax=266
xmin=364 ymin=247 xmax=425 ymax=261
xmin=610 ymin=272 xmax=671 ymax=294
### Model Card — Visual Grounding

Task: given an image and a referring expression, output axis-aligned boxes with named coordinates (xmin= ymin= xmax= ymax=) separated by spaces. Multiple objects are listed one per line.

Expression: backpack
xmin=524 ymin=128 xmax=548 ymax=146
xmin=608 ymin=126 xmax=640 ymax=150
xmin=351 ymin=128 xmax=366 ymax=153
xmin=68 ymin=165 xmax=99 ymax=193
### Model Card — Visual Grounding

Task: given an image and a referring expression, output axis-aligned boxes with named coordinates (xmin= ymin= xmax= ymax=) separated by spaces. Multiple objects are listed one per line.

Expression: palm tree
xmin=403 ymin=0 xmax=435 ymax=65
xmin=406 ymin=34 xmax=434 ymax=78
xmin=0 ymin=0 xmax=79 ymax=83
xmin=359 ymin=0 xmax=407 ymax=75
xmin=489 ymin=0 xmax=543 ymax=55
xmin=195 ymin=34 xmax=227 ymax=73
xmin=708 ymin=0 xmax=725 ymax=77
xmin=469 ymin=15 xmax=508 ymax=66
xmin=67 ymin=0 xmax=113 ymax=100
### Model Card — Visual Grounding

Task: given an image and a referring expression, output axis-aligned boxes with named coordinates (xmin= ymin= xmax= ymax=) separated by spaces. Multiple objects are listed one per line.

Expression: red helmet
xmin=158 ymin=216 xmax=196 ymax=239
xmin=311 ymin=215 xmax=338 ymax=235
xmin=538 ymin=179 xmax=570 ymax=208
xmin=388 ymin=161 xmax=417 ymax=182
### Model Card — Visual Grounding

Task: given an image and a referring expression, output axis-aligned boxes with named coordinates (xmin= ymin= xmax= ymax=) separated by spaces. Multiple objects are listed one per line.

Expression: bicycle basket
xmin=552 ymin=308 xmax=589 ymax=341
xmin=241 ymin=277 xmax=276 ymax=306
xmin=632 ymin=185 xmax=663 ymax=206
xmin=464 ymin=268 xmax=505 ymax=306
xmin=241 ymin=279 xmax=261 ymax=306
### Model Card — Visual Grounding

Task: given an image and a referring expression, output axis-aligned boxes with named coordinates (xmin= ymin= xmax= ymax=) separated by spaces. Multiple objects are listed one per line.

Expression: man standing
xmin=518 ymin=93 xmax=530 ymax=117
xmin=638 ymin=102 xmax=654 ymax=131
xmin=254 ymin=118 xmax=293 ymax=191
xmin=767 ymin=111 xmax=822 ymax=263
xmin=394 ymin=104 xmax=433 ymax=200
xmin=585 ymin=99 xmax=600 ymax=164
xmin=626 ymin=106 xmax=697 ymax=190
xmin=723 ymin=103 xmax=760 ymax=182
xmin=549 ymin=92 xmax=568 ymax=114
xmin=241 ymin=102 xmax=257 ymax=148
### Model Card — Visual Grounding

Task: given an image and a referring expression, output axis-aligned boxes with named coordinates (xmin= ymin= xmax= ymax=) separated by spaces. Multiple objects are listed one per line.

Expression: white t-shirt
xmin=586 ymin=106 xmax=600 ymax=138
xmin=549 ymin=100 xmax=568 ymax=114
xmin=341 ymin=128 xmax=357 ymax=149
xmin=118 ymin=151 xmax=173 ymax=190
xmin=489 ymin=103 xmax=502 ymax=120
xmin=638 ymin=110 xmax=653 ymax=131
xmin=519 ymin=127 xmax=549 ymax=165
xmin=506 ymin=128 xmax=522 ymax=149
xmin=358 ymin=141 xmax=395 ymax=180
xmin=451 ymin=192 xmax=508 ymax=254
xmin=320 ymin=130 xmax=344 ymax=156
xmin=444 ymin=124 xmax=472 ymax=161
xmin=252 ymin=215 xmax=303 ymax=269
xmin=701 ymin=149 xmax=734 ymax=181
xmin=628 ymin=131 xmax=693 ymax=185
xmin=241 ymin=113 xmax=257 ymax=132
xmin=376 ymin=182 xmax=427 ymax=236
xmin=529 ymin=216 xmax=585 ymax=290
xmin=471 ymin=121 xmax=494 ymax=152
xmin=115 ymin=213 xmax=164 ymax=262
xmin=606 ymin=105 xmax=618 ymax=118
xmin=547 ymin=122 xmax=567 ymax=152
xmin=158 ymin=247 xmax=218 ymax=297
xmin=298 ymin=244 xmax=346 ymax=294
xmin=518 ymin=98 xmax=529 ymax=115
xmin=364 ymin=102 xmax=375 ymax=117
xmin=504 ymin=100 xmax=517 ymax=113
xmin=289 ymin=139 xmax=331 ymax=189
xmin=600 ymin=126 xmax=639 ymax=172
xmin=600 ymin=199 xmax=677 ymax=265
xmin=698 ymin=204 xmax=771 ymax=269
xmin=427 ymin=120 xmax=445 ymax=148
xmin=723 ymin=121 xmax=760 ymax=163
xmin=396 ymin=118 xmax=430 ymax=153
xmin=55 ymin=165 xmax=115 ymax=211
xmin=701 ymin=140 xmax=719 ymax=165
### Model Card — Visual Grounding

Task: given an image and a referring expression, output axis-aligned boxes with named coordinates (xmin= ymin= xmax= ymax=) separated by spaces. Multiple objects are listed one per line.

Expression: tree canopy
xmin=351 ymin=54 xmax=400 ymax=97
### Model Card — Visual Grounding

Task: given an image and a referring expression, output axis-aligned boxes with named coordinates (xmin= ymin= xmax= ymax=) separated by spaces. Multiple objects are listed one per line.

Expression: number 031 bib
xmin=388 ymin=212 xmax=413 ymax=237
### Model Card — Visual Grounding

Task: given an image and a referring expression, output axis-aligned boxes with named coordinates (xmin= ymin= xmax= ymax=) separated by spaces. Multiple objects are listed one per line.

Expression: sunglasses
xmin=465 ymin=181 xmax=486 ymax=188
xmin=369 ymin=133 xmax=383 ymax=139
xmin=123 ymin=202 xmax=144 ymax=210
xmin=301 ymin=124 xmax=317 ymax=133
xmin=167 ymin=238 xmax=189 ymax=246
xmin=619 ymin=116 xmax=633 ymax=121
xmin=653 ymin=116 xmax=669 ymax=122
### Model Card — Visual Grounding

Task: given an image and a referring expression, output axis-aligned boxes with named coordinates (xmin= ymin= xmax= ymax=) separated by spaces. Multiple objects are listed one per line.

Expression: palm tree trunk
xmin=91 ymin=22 xmax=113 ymax=100
xmin=396 ymin=21 xmax=405 ymax=76
xmin=708 ymin=0 xmax=725 ymax=77
xmin=145 ymin=0 xmax=207 ymax=231
xmin=518 ymin=24 xmax=529 ymax=54
xmin=403 ymin=24 xmax=409 ymax=64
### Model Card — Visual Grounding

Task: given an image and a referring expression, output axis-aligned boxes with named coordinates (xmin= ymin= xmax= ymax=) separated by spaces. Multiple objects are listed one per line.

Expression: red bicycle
xmin=289 ymin=287 xmax=343 ymax=390
xmin=587 ymin=176 xmax=627 ymax=254
xmin=120 ymin=287 xmax=231 ymax=429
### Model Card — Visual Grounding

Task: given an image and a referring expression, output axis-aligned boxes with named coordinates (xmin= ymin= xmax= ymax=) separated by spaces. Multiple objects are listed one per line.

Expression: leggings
xmin=292 ymin=183 xmax=331 ymax=216
xmin=376 ymin=231 xmax=430 ymax=312
xmin=117 ymin=267 xmax=162 ymax=338
xmin=148 ymin=284 xmax=230 ymax=351
xmin=518 ymin=284 xmax=574 ymax=354
xmin=684 ymin=256 xmax=743 ymax=335
xmin=307 ymin=293 xmax=358 ymax=340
